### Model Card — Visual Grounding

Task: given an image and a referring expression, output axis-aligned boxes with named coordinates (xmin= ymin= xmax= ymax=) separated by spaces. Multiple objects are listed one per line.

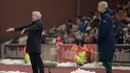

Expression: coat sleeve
xmin=25 ymin=22 xmax=43 ymax=32
xmin=14 ymin=24 xmax=31 ymax=32
xmin=98 ymin=15 xmax=110 ymax=45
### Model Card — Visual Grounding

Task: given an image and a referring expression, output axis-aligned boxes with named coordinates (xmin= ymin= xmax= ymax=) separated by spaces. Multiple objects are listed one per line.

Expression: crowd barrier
xmin=0 ymin=44 xmax=58 ymax=62
xmin=58 ymin=44 xmax=97 ymax=63
xmin=0 ymin=44 xmax=25 ymax=59
xmin=113 ymin=44 xmax=130 ymax=64
xmin=0 ymin=44 xmax=130 ymax=64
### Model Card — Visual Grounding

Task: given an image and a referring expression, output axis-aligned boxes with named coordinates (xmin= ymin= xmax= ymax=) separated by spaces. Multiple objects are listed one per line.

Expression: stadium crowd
xmin=7 ymin=1 xmax=130 ymax=45
xmin=42 ymin=1 xmax=130 ymax=44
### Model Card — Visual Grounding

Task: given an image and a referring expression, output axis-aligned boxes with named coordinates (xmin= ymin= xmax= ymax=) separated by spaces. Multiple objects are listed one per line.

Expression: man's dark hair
xmin=128 ymin=14 xmax=130 ymax=17
xmin=67 ymin=20 xmax=72 ymax=23
xmin=75 ymin=39 xmax=84 ymax=47
xmin=76 ymin=16 xmax=82 ymax=19
xmin=91 ymin=11 xmax=94 ymax=16
xmin=91 ymin=18 xmax=100 ymax=28
xmin=78 ymin=18 xmax=85 ymax=23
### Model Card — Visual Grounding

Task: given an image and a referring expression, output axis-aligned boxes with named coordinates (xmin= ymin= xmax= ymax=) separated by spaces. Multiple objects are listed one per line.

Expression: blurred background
xmin=0 ymin=0 xmax=130 ymax=73
xmin=0 ymin=0 xmax=129 ymax=44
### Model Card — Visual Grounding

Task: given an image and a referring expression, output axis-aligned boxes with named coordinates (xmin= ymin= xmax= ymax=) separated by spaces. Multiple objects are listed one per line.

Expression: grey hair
xmin=32 ymin=11 xmax=42 ymax=19
xmin=98 ymin=1 xmax=108 ymax=9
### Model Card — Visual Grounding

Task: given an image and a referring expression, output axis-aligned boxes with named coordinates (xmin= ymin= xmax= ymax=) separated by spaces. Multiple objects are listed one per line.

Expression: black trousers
xmin=101 ymin=60 xmax=112 ymax=73
xmin=29 ymin=53 xmax=44 ymax=73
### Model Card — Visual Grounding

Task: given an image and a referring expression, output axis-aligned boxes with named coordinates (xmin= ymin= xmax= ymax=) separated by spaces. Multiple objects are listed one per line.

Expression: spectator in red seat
xmin=115 ymin=4 xmax=122 ymax=12
xmin=56 ymin=36 xmax=62 ymax=42
xmin=84 ymin=36 xmax=93 ymax=44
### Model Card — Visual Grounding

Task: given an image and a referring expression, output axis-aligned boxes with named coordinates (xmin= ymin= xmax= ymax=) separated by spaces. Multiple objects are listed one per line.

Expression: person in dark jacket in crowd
xmin=6 ymin=11 xmax=44 ymax=73
xmin=97 ymin=1 xmax=115 ymax=73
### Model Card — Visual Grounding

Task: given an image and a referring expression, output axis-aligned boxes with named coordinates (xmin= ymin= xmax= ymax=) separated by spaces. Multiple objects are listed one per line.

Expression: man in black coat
xmin=6 ymin=11 xmax=44 ymax=73
xmin=97 ymin=1 xmax=115 ymax=73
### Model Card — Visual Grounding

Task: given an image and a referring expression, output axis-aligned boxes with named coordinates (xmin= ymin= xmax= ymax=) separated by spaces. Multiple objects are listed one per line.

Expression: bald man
xmin=97 ymin=1 xmax=115 ymax=73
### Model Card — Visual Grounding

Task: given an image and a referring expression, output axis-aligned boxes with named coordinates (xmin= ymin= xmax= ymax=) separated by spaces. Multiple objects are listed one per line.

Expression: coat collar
xmin=32 ymin=19 xmax=41 ymax=24
xmin=101 ymin=10 xmax=107 ymax=17
xmin=101 ymin=8 xmax=113 ymax=17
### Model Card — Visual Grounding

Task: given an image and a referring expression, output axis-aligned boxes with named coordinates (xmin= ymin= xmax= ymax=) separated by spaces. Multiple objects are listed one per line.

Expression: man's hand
xmin=21 ymin=28 xmax=26 ymax=35
xmin=6 ymin=28 xmax=14 ymax=32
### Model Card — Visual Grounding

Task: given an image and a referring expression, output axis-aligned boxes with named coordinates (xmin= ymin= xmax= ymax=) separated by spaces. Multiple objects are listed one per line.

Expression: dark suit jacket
xmin=98 ymin=9 xmax=115 ymax=61
xmin=15 ymin=20 xmax=43 ymax=53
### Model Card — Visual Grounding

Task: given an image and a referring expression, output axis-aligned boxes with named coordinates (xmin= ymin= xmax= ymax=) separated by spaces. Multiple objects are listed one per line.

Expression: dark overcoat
xmin=15 ymin=20 xmax=43 ymax=53
xmin=98 ymin=8 xmax=115 ymax=61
